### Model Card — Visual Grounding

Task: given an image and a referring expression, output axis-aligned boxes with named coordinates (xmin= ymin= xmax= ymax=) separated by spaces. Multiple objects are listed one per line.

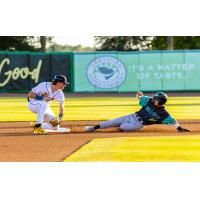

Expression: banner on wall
xmin=0 ymin=52 xmax=71 ymax=91
xmin=1 ymin=50 xmax=200 ymax=92
xmin=73 ymin=51 xmax=200 ymax=92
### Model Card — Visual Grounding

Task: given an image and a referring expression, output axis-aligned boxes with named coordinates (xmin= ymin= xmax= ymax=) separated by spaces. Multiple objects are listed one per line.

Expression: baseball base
xmin=44 ymin=127 xmax=71 ymax=133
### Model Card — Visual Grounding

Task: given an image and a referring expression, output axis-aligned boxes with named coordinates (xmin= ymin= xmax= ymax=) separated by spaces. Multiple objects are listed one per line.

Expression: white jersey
xmin=31 ymin=82 xmax=65 ymax=104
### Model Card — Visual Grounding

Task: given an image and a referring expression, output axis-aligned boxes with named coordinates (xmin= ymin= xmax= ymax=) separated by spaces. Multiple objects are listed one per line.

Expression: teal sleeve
xmin=139 ymin=96 xmax=150 ymax=107
xmin=162 ymin=115 xmax=177 ymax=125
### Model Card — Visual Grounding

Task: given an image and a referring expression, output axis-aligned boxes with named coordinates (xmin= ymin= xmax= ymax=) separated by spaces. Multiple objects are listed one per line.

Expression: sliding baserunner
xmin=85 ymin=91 xmax=190 ymax=133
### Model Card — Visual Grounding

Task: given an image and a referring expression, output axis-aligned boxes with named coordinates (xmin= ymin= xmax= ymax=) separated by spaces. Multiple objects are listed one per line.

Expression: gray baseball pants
xmin=100 ymin=114 xmax=144 ymax=132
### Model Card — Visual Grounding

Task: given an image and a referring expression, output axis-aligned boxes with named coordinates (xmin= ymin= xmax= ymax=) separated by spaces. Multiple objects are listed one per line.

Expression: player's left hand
xmin=136 ymin=91 xmax=143 ymax=99
xmin=177 ymin=126 xmax=191 ymax=132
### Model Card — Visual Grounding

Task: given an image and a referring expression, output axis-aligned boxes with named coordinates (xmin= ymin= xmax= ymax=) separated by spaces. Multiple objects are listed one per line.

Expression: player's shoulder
xmin=141 ymin=96 xmax=152 ymax=102
xmin=44 ymin=82 xmax=51 ymax=85
xmin=139 ymin=96 xmax=151 ymax=107
xmin=38 ymin=82 xmax=48 ymax=86
xmin=141 ymin=95 xmax=151 ymax=99
xmin=46 ymin=82 xmax=52 ymax=88
xmin=39 ymin=82 xmax=52 ymax=90
xmin=32 ymin=82 xmax=46 ymax=89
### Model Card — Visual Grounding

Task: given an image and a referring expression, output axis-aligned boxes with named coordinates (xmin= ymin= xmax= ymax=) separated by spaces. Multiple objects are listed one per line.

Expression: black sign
xmin=0 ymin=52 xmax=72 ymax=92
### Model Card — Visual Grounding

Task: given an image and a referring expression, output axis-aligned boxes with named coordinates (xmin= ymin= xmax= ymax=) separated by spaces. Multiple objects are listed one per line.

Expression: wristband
xmin=59 ymin=113 xmax=63 ymax=119
xmin=35 ymin=95 xmax=44 ymax=100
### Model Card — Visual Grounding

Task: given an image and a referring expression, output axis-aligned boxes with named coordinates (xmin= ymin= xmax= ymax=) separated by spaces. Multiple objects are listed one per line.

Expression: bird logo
xmin=87 ymin=56 xmax=126 ymax=89
xmin=97 ymin=67 xmax=114 ymax=80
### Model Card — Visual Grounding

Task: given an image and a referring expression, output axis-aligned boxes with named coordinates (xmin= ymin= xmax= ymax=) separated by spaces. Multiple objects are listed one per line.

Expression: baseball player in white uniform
xmin=27 ymin=75 xmax=70 ymax=134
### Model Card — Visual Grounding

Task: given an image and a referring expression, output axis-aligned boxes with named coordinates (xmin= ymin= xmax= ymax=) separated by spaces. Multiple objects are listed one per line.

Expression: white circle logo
xmin=87 ymin=56 xmax=126 ymax=89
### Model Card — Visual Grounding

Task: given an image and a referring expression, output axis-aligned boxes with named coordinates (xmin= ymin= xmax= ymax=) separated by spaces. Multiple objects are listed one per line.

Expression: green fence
xmin=1 ymin=50 xmax=200 ymax=93
xmin=73 ymin=50 xmax=200 ymax=92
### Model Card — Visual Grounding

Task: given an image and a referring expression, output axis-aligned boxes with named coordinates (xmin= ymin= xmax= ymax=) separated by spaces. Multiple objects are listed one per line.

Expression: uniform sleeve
xmin=162 ymin=115 xmax=177 ymax=125
xmin=32 ymin=83 xmax=44 ymax=95
xmin=54 ymin=91 xmax=65 ymax=104
xmin=139 ymin=96 xmax=150 ymax=107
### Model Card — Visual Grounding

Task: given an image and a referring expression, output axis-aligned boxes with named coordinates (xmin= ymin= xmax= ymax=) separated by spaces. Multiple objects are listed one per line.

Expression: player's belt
xmin=135 ymin=113 xmax=144 ymax=125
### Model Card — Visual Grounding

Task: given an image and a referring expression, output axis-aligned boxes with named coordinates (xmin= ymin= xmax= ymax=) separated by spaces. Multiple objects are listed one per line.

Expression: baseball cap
xmin=54 ymin=75 xmax=70 ymax=85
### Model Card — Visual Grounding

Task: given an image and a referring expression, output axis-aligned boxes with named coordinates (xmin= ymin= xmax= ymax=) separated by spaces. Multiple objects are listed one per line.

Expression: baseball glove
xmin=50 ymin=117 xmax=61 ymax=127
xmin=42 ymin=92 xmax=48 ymax=97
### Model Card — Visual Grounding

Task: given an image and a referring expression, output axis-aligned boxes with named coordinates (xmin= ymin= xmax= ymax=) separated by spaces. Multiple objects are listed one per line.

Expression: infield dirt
xmin=0 ymin=120 xmax=199 ymax=161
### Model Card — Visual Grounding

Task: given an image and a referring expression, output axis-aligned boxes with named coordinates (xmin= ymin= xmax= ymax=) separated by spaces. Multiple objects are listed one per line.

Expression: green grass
xmin=64 ymin=135 xmax=200 ymax=162
xmin=0 ymin=96 xmax=200 ymax=121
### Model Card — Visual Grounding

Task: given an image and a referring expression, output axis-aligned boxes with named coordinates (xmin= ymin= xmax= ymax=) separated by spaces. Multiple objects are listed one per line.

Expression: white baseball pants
xmin=28 ymin=100 xmax=59 ymax=130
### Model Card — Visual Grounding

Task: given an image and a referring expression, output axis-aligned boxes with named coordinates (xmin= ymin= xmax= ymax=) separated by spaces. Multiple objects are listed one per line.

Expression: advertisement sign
xmin=74 ymin=51 xmax=200 ymax=92
xmin=0 ymin=52 xmax=71 ymax=92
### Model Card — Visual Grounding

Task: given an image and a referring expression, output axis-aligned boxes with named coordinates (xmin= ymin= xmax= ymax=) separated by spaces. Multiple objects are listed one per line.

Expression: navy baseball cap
xmin=54 ymin=75 xmax=70 ymax=85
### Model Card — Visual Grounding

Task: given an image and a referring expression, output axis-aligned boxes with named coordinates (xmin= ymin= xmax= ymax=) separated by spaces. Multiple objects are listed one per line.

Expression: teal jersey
xmin=137 ymin=96 xmax=177 ymax=125
xmin=139 ymin=96 xmax=150 ymax=107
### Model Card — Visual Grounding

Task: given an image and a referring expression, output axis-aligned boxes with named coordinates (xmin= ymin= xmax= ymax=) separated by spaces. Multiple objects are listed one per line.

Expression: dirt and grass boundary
xmin=0 ymin=120 xmax=199 ymax=162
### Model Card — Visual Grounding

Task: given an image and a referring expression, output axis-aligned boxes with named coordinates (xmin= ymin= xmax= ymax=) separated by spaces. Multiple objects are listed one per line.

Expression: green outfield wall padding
xmin=1 ymin=50 xmax=200 ymax=93
xmin=73 ymin=50 xmax=200 ymax=92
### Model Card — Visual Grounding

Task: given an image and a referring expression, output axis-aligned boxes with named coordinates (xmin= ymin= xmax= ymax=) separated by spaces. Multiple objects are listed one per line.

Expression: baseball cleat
xmin=85 ymin=126 xmax=95 ymax=132
xmin=34 ymin=127 xmax=48 ymax=135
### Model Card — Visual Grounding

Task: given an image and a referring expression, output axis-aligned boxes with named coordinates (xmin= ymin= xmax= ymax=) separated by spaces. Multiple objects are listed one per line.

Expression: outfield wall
xmin=0 ymin=52 xmax=72 ymax=92
xmin=73 ymin=50 xmax=200 ymax=92
xmin=0 ymin=50 xmax=199 ymax=92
